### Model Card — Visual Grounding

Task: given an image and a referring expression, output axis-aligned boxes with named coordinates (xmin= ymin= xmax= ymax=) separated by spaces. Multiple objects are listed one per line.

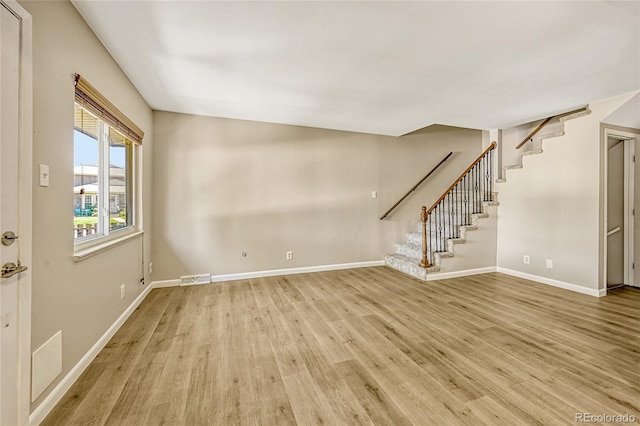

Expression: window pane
xmin=74 ymin=98 xmax=136 ymax=245
xmin=74 ymin=123 xmax=99 ymax=239
xmin=109 ymin=128 xmax=130 ymax=232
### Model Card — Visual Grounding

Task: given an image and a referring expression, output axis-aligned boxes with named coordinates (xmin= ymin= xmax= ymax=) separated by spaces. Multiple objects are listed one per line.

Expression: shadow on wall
xmin=377 ymin=124 xmax=484 ymax=254
xmin=152 ymin=113 xmax=483 ymax=280
xmin=603 ymin=92 xmax=640 ymax=129
xmin=154 ymin=203 xmax=380 ymax=278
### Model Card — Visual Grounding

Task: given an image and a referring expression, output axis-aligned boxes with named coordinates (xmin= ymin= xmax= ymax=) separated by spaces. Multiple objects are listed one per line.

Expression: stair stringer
xmin=497 ymin=108 xmax=591 ymax=183
xmin=384 ymin=193 xmax=499 ymax=280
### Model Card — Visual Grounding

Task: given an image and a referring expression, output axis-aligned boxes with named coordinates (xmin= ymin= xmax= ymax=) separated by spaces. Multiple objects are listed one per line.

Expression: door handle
xmin=1 ymin=262 xmax=28 ymax=279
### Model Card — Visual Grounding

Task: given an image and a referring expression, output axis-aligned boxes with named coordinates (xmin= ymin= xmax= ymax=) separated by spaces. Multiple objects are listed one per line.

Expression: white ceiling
xmin=72 ymin=0 xmax=640 ymax=137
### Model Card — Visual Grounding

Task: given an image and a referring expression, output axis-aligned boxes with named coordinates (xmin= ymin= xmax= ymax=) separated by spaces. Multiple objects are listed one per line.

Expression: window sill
xmin=73 ymin=230 xmax=143 ymax=262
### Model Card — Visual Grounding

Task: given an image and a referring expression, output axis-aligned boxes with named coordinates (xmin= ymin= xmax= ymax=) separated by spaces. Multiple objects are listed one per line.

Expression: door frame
xmin=603 ymin=127 xmax=638 ymax=291
xmin=1 ymin=1 xmax=32 ymax=424
xmin=622 ymin=138 xmax=635 ymax=287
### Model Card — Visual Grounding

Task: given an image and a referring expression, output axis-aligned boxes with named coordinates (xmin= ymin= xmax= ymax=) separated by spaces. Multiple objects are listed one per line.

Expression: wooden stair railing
xmin=419 ymin=142 xmax=496 ymax=268
xmin=515 ymin=106 xmax=588 ymax=150
xmin=380 ymin=151 xmax=453 ymax=220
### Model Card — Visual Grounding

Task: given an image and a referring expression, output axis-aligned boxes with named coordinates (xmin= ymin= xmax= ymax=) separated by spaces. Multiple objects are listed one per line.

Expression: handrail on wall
xmin=379 ymin=152 xmax=453 ymax=220
xmin=515 ymin=106 xmax=589 ymax=150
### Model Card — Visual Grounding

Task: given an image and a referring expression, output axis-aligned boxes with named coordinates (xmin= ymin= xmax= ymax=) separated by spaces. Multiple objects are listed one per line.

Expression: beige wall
xmin=152 ymin=112 xmax=482 ymax=280
xmin=383 ymin=127 xmax=497 ymax=275
xmin=22 ymin=0 xmax=153 ymax=411
xmin=496 ymin=92 xmax=637 ymax=291
xmin=499 ymin=118 xmax=565 ymax=177
xmin=377 ymin=125 xmax=483 ymax=256
xmin=603 ymin=92 xmax=640 ymax=129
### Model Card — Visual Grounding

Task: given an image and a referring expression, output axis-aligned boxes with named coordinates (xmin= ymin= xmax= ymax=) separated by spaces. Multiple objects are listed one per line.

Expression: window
xmin=73 ymin=75 xmax=143 ymax=244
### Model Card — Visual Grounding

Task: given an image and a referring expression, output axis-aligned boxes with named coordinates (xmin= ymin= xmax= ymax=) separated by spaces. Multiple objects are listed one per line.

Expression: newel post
xmin=419 ymin=206 xmax=431 ymax=268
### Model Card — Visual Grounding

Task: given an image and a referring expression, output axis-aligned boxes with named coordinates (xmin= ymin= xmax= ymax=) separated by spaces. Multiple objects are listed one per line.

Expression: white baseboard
xmin=149 ymin=261 xmax=385 ymax=287
xmin=496 ymin=267 xmax=603 ymax=297
xmin=29 ymin=283 xmax=155 ymax=426
xmin=211 ymin=260 xmax=384 ymax=282
xmin=150 ymin=279 xmax=180 ymax=288
xmin=426 ymin=266 xmax=497 ymax=281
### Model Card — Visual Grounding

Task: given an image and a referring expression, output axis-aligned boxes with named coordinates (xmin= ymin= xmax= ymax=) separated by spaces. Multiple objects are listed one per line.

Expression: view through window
xmin=74 ymin=103 xmax=132 ymax=241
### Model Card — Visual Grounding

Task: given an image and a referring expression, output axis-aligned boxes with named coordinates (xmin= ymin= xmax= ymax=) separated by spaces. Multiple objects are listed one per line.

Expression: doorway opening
xmin=605 ymin=129 xmax=638 ymax=290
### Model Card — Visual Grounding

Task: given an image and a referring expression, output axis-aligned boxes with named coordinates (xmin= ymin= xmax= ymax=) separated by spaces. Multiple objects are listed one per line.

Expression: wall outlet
xmin=148 ymin=262 xmax=153 ymax=274
xmin=523 ymin=255 xmax=530 ymax=265
xmin=39 ymin=164 xmax=50 ymax=187
xmin=120 ymin=284 xmax=125 ymax=300
xmin=286 ymin=251 xmax=293 ymax=260
xmin=546 ymin=259 xmax=553 ymax=269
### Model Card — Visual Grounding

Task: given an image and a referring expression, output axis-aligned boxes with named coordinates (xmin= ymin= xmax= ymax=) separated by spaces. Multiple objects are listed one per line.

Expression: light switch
xmin=371 ymin=191 xmax=377 ymax=199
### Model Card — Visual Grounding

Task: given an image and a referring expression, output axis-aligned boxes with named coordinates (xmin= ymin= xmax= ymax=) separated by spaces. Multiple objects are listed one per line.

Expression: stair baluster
xmin=420 ymin=142 xmax=497 ymax=267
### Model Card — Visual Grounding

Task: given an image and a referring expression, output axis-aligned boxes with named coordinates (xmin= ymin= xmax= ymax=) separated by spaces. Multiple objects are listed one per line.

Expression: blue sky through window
xmin=74 ymin=130 xmax=125 ymax=167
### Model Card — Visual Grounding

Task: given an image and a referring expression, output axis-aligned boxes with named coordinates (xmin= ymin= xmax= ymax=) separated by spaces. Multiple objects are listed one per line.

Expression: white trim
xmin=150 ymin=279 xmax=180 ymax=288
xmin=73 ymin=230 xmax=143 ymax=262
xmin=426 ymin=266 xmax=497 ymax=281
xmin=497 ymin=267 xmax=603 ymax=297
xmin=210 ymin=260 xmax=385 ymax=283
xmin=28 ymin=283 xmax=154 ymax=426
xmin=149 ymin=261 xmax=385 ymax=287
xmin=624 ymin=137 xmax=635 ymax=287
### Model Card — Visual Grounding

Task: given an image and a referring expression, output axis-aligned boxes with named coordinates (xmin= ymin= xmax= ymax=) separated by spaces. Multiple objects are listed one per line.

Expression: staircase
xmin=497 ymin=107 xmax=591 ymax=183
xmin=385 ymin=143 xmax=498 ymax=280
xmin=385 ymin=191 xmax=499 ymax=280
xmin=384 ymin=106 xmax=590 ymax=281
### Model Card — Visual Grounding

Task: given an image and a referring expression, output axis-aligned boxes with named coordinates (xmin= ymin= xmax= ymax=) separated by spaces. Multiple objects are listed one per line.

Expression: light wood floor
xmin=42 ymin=268 xmax=640 ymax=425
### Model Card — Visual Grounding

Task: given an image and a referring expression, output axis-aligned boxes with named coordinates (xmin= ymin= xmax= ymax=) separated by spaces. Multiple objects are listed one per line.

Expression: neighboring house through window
xmin=73 ymin=74 xmax=143 ymax=244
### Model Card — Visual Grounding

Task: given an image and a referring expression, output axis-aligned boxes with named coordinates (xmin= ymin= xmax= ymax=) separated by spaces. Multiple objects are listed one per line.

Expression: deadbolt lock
xmin=1 ymin=231 xmax=18 ymax=246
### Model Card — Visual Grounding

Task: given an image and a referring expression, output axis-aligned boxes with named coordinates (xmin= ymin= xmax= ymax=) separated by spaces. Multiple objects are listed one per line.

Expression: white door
xmin=0 ymin=3 xmax=24 ymax=425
